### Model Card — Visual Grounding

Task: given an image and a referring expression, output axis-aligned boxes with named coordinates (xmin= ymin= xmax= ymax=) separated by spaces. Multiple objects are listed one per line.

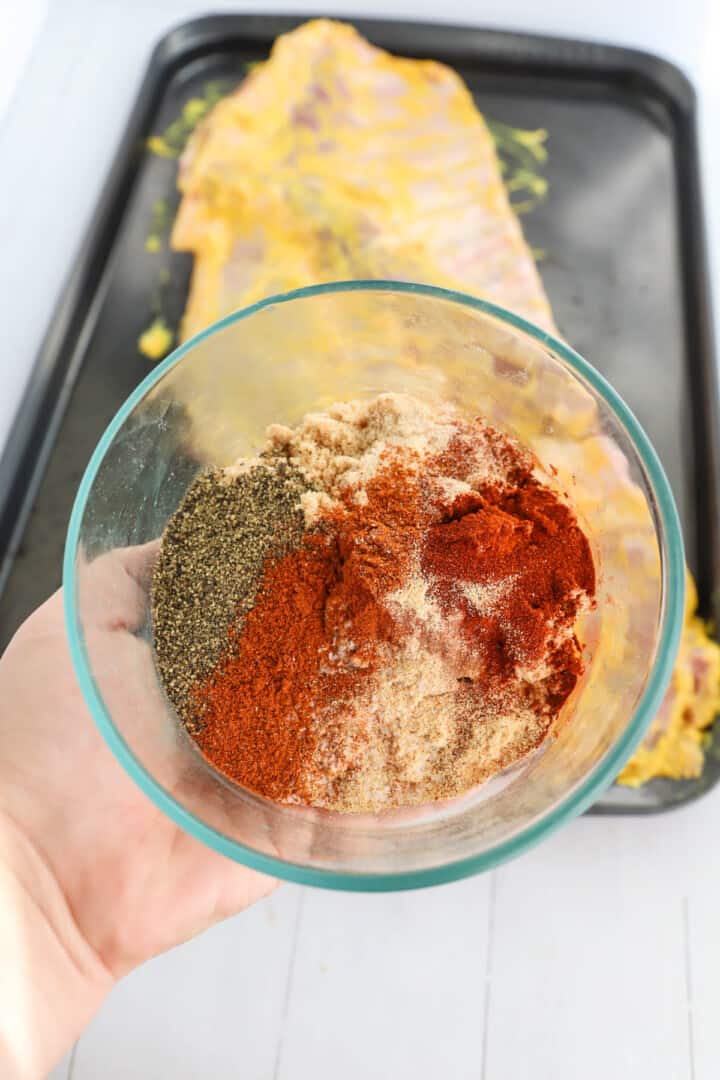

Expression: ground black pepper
xmin=151 ymin=461 xmax=307 ymax=731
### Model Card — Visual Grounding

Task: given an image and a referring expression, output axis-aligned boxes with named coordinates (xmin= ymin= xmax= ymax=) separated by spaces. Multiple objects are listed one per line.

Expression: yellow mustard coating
xmin=171 ymin=19 xmax=555 ymax=342
xmin=618 ymin=573 xmax=720 ymax=786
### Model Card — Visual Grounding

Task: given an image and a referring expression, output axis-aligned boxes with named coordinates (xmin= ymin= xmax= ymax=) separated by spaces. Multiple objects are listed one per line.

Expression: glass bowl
xmin=64 ymin=281 xmax=685 ymax=890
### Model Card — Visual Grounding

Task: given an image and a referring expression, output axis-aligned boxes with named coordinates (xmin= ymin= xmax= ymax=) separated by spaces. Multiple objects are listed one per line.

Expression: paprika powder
xmin=173 ymin=393 xmax=597 ymax=812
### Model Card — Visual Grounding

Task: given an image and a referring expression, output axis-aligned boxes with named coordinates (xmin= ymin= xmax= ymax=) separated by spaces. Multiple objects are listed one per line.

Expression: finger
xmin=76 ymin=542 xmax=160 ymax=634
xmin=113 ymin=540 xmax=162 ymax=590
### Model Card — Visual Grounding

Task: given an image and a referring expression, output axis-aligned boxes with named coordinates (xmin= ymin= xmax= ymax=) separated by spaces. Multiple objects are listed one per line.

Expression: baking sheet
xmin=0 ymin=15 xmax=717 ymax=812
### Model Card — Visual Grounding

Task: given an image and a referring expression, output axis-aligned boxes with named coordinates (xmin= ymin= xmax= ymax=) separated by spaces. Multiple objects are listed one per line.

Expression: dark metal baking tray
xmin=0 ymin=14 xmax=717 ymax=813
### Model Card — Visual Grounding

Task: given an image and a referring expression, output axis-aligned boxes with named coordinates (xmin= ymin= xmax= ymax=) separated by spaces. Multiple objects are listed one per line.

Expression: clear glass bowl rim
xmin=63 ymin=280 xmax=686 ymax=891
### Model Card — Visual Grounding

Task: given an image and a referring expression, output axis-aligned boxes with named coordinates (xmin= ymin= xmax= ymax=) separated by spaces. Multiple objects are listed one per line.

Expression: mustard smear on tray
xmin=617 ymin=573 xmax=720 ymax=787
xmin=138 ymin=317 xmax=173 ymax=360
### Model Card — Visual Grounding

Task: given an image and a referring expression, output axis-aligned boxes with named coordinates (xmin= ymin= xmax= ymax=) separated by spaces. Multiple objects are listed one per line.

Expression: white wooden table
xmin=2 ymin=2 xmax=720 ymax=1077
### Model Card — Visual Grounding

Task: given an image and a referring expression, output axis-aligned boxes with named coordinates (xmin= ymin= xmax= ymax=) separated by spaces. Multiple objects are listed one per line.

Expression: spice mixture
xmin=152 ymin=393 xmax=596 ymax=812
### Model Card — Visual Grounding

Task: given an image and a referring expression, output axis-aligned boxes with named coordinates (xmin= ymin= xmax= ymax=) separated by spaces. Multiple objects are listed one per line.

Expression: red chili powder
xmin=422 ymin=478 xmax=595 ymax=678
xmin=193 ymin=432 xmax=596 ymax=803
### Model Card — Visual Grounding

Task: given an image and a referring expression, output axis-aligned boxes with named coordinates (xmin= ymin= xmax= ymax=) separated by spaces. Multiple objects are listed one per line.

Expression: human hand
xmin=0 ymin=544 xmax=275 ymax=1080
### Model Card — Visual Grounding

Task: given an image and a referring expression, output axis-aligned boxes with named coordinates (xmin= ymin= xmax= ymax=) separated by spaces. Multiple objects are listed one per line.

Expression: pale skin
xmin=0 ymin=547 xmax=275 ymax=1080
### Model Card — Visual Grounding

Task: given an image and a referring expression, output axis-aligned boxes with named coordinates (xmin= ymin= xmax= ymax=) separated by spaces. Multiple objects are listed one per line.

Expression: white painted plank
xmin=0 ymin=0 xmax=48 ymax=124
xmin=485 ymin=814 xmax=693 ymax=1080
xmin=72 ymin=887 xmax=300 ymax=1080
xmin=649 ymin=799 xmax=720 ymax=1080
xmin=583 ymin=792 xmax=720 ymax=1080
xmin=278 ymin=878 xmax=491 ymax=1080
